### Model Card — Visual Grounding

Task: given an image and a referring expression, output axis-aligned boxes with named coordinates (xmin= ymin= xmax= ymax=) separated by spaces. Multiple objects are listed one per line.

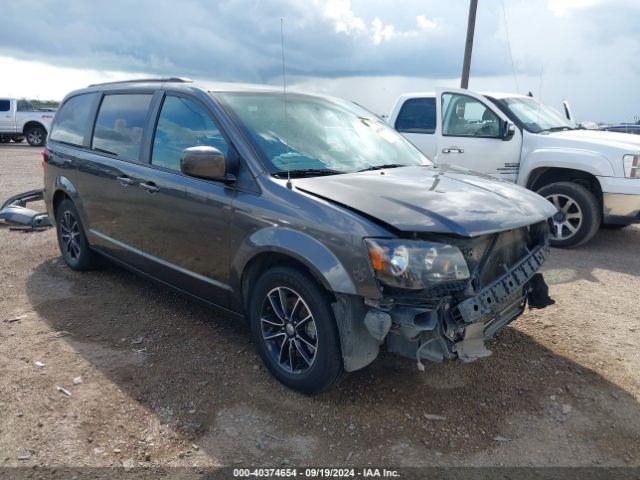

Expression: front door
xmin=0 ymin=99 xmax=14 ymax=132
xmin=133 ymin=93 xmax=234 ymax=306
xmin=434 ymin=87 xmax=522 ymax=182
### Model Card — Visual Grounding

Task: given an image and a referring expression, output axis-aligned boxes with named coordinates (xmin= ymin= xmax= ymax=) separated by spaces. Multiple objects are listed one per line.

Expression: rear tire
xmin=248 ymin=266 xmax=344 ymax=394
xmin=0 ymin=135 xmax=9 ymax=143
xmin=25 ymin=125 xmax=46 ymax=147
xmin=12 ymin=136 xmax=25 ymax=143
xmin=537 ymin=182 xmax=601 ymax=248
xmin=55 ymin=199 xmax=98 ymax=271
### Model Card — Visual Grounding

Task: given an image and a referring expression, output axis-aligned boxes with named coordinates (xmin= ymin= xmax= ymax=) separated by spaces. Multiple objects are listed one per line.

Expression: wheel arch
xmin=230 ymin=227 xmax=359 ymax=314
xmin=22 ymin=120 xmax=47 ymax=135
xmin=525 ymin=166 xmax=603 ymax=208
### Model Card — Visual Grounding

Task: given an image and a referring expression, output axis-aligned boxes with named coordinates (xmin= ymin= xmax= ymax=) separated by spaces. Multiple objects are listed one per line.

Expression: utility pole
xmin=460 ymin=0 xmax=478 ymax=89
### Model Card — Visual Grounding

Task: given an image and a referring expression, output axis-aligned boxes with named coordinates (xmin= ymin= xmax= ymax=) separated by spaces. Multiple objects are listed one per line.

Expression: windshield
xmin=217 ymin=92 xmax=431 ymax=175
xmin=495 ymin=96 xmax=574 ymax=133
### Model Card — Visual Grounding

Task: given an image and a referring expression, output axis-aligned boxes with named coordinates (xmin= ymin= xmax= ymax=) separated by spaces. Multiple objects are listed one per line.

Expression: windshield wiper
xmin=272 ymin=168 xmax=343 ymax=178
xmin=358 ymin=163 xmax=406 ymax=172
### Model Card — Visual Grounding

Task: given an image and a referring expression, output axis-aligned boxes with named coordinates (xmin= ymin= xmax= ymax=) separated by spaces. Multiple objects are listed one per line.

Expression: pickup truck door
xmin=0 ymin=99 xmax=15 ymax=132
xmin=434 ymin=87 xmax=522 ymax=182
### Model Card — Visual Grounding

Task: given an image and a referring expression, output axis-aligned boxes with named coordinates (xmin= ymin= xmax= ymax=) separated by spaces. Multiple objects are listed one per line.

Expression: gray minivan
xmin=44 ymin=78 xmax=556 ymax=393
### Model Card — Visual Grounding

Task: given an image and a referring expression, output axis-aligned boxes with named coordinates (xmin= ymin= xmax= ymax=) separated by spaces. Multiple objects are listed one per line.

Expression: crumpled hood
xmin=294 ymin=165 xmax=557 ymax=237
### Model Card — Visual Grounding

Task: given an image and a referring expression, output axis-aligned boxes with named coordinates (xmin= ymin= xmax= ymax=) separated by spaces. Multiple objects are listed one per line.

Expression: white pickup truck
xmin=0 ymin=98 xmax=55 ymax=147
xmin=388 ymin=87 xmax=640 ymax=247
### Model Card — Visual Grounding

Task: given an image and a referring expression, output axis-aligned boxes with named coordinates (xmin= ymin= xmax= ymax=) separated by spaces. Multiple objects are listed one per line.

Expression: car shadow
xmin=543 ymin=225 xmax=640 ymax=285
xmin=25 ymin=257 xmax=640 ymax=465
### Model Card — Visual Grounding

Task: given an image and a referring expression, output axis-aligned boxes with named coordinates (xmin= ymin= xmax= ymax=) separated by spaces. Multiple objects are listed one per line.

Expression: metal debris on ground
xmin=0 ymin=189 xmax=51 ymax=231
xmin=56 ymin=386 xmax=72 ymax=397
xmin=424 ymin=414 xmax=446 ymax=421
xmin=3 ymin=314 xmax=26 ymax=323
xmin=34 ymin=361 xmax=45 ymax=368
xmin=73 ymin=376 xmax=83 ymax=385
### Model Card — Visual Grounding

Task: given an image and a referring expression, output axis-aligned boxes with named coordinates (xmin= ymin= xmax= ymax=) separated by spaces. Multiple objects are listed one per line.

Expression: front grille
xmin=478 ymin=228 xmax=529 ymax=287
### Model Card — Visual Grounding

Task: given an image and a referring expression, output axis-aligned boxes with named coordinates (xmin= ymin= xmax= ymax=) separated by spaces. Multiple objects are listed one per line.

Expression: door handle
xmin=139 ymin=181 xmax=159 ymax=193
xmin=117 ymin=175 xmax=134 ymax=187
xmin=442 ymin=147 xmax=464 ymax=154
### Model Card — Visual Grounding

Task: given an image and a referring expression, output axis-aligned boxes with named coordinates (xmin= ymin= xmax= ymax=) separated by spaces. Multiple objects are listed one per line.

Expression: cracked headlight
xmin=365 ymin=238 xmax=470 ymax=290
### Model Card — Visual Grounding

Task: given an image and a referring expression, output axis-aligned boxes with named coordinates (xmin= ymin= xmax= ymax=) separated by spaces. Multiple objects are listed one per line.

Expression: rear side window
xmin=50 ymin=93 xmax=97 ymax=146
xmin=395 ymin=98 xmax=436 ymax=134
xmin=151 ymin=96 xmax=228 ymax=171
xmin=17 ymin=100 xmax=33 ymax=112
xmin=0 ymin=100 xmax=10 ymax=112
xmin=92 ymin=94 xmax=153 ymax=162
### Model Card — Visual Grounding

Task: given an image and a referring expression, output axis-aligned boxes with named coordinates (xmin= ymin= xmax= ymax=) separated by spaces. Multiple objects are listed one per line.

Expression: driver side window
xmin=442 ymin=93 xmax=500 ymax=138
xmin=152 ymin=95 xmax=228 ymax=171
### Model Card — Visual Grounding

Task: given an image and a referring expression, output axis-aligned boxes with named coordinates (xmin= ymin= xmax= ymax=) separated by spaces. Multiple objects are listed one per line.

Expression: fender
xmin=519 ymin=148 xmax=615 ymax=188
xmin=230 ymin=226 xmax=359 ymax=308
xmin=49 ymin=175 xmax=91 ymax=229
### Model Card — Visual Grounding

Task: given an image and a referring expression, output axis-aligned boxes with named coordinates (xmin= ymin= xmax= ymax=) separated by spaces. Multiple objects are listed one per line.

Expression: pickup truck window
xmin=442 ymin=93 xmax=500 ymax=138
xmin=395 ymin=98 xmax=436 ymax=134
xmin=16 ymin=100 xmax=33 ymax=112
xmin=0 ymin=100 xmax=9 ymax=112
xmin=152 ymin=95 xmax=229 ymax=171
xmin=92 ymin=94 xmax=152 ymax=162
xmin=50 ymin=93 xmax=97 ymax=146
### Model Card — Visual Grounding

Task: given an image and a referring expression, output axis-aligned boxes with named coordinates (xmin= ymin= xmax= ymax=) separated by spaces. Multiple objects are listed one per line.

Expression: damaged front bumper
xmin=334 ymin=243 xmax=554 ymax=372
xmin=0 ymin=189 xmax=52 ymax=230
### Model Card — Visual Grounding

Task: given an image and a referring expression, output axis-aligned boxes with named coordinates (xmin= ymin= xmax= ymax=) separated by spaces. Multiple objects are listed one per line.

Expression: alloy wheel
xmin=28 ymin=129 xmax=43 ymax=145
xmin=546 ymin=193 xmax=583 ymax=241
xmin=60 ymin=210 xmax=81 ymax=260
xmin=260 ymin=286 xmax=318 ymax=374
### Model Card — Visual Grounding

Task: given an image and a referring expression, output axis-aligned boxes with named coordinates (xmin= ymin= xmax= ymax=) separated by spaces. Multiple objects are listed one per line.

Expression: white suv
xmin=389 ymin=88 xmax=640 ymax=247
xmin=0 ymin=98 xmax=55 ymax=146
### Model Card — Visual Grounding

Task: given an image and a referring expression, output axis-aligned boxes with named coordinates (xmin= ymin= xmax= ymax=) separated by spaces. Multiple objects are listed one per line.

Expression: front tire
xmin=248 ymin=267 xmax=344 ymax=394
xmin=55 ymin=199 xmax=98 ymax=271
xmin=537 ymin=182 xmax=601 ymax=248
xmin=25 ymin=125 xmax=46 ymax=147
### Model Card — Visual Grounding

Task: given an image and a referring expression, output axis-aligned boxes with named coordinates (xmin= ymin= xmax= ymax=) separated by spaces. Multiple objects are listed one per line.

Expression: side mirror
xmin=180 ymin=146 xmax=235 ymax=182
xmin=502 ymin=121 xmax=516 ymax=141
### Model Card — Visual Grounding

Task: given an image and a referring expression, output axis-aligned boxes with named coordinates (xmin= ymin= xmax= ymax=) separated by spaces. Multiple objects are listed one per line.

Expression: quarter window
xmin=50 ymin=93 xmax=97 ymax=146
xmin=17 ymin=100 xmax=33 ymax=112
xmin=151 ymin=96 xmax=228 ymax=171
xmin=442 ymin=93 xmax=500 ymax=138
xmin=0 ymin=100 xmax=10 ymax=112
xmin=92 ymin=94 xmax=152 ymax=162
xmin=395 ymin=98 xmax=436 ymax=134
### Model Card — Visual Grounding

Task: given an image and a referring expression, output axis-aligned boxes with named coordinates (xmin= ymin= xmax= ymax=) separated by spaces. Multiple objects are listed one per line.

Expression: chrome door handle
xmin=139 ymin=182 xmax=159 ymax=193
xmin=442 ymin=147 xmax=464 ymax=154
xmin=117 ymin=176 xmax=134 ymax=187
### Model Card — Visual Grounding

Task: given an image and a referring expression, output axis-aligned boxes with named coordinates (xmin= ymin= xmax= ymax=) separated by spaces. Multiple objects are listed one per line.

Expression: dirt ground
xmin=1 ymin=142 xmax=639 ymax=468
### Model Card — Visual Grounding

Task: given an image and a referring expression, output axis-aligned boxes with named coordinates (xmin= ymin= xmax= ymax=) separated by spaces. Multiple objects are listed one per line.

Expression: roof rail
xmin=88 ymin=77 xmax=193 ymax=87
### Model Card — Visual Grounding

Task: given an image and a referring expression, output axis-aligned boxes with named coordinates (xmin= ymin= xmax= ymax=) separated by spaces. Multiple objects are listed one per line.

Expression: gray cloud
xmin=0 ymin=0 xmax=523 ymax=82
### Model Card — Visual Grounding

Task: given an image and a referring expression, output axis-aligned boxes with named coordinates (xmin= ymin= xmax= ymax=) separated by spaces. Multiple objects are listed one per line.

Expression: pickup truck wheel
xmin=25 ymin=125 xmax=46 ymax=147
xmin=12 ymin=136 xmax=25 ymax=143
xmin=537 ymin=182 xmax=601 ymax=248
xmin=249 ymin=266 xmax=344 ymax=394
xmin=55 ymin=199 xmax=98 ymax=271
xmin=0 ymin=135 xmax=9 ymax=143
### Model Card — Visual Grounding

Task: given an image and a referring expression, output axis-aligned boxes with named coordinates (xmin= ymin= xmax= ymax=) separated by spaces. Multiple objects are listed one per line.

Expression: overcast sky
xmin=1 ymin=0 xmax=638 ymax=122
